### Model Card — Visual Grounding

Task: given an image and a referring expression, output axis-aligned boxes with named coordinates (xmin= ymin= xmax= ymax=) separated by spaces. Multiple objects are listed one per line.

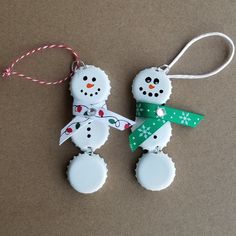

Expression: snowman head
xmin=132 ymin=67 xmax=172 ymax=104
xmin=71 ymin=65 xmax=111 ymax=104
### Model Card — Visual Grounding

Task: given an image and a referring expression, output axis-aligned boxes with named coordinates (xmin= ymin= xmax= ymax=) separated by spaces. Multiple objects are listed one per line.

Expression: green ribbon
xmin=129 ymin=102 xmax=204 ymax=151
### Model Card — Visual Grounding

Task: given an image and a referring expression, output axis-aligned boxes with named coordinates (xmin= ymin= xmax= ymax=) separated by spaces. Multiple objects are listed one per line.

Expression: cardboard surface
xmin=0 ymin=1 xmax=236 ymax=235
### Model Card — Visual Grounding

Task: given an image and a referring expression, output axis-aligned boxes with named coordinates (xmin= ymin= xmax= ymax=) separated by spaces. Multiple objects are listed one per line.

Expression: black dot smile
xmin=139 ymin=86 xmax=163 ymax=97
xmin=82 ymin=88 xmax=101 ymax=96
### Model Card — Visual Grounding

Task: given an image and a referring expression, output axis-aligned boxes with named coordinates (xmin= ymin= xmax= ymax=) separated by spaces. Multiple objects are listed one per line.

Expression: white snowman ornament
xmin=130 ymin=32 xmax=235 ymax=191
xmin=131 ymin=67 xmax=176 ymax=191
xmin=61 ymin=65 xmax=135 ymax=194
xmin=68 ymin=65 xmax=111 ymax=194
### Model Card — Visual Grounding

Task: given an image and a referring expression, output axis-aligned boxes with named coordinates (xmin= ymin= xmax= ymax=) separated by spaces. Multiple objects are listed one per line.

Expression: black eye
xmin=83 ymin=76 xmax=88 ymax=81
xmin=92 ymin=77 xmax=96 ymax=82
xmin=153 ymin=78 xmax=159 ymax=84
xmin=159 ymin=90 xmax=163 ymax=93
xmin=145 ymin=77 xmax=151 ymax=83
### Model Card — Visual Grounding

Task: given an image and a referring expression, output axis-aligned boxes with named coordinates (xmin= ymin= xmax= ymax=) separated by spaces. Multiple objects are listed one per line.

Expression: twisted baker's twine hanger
xmin=2 ymin=44 xmax=80 ymax=85
xmin=162 ymin=32 xmax=235 ymax=79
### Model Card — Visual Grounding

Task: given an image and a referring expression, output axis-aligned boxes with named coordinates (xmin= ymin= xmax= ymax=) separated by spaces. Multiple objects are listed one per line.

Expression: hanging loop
xmin=166 ymin=32 xmax=235 ymax=80
xmin=2 ymin=44 xmax=80 ymax=85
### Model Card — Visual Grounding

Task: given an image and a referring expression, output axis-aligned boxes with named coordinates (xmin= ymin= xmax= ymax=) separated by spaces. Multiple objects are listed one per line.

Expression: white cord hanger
xmin=164 ymin=32 xmax=235 ymax=80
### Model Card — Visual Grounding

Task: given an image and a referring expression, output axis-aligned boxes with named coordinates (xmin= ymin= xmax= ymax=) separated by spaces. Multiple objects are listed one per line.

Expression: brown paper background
xmin=0 ymin=1 xmax=236 ymax=235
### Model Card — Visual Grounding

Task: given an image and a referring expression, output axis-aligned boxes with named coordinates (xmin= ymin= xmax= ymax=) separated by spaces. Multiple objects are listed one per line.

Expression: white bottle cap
xmin=136 ymin=152 xmax=176 ymax=191
xmin=71 ymin=120 xmax=110 ymax=152
xmin=132 ymin=118 xmax=172 ymax=151
xmin=70 ymin=65 xmax=111 ymax=104
xmin=132 ymin=67 xmax=172 ymax=104
xmin=67 ymin=153 xmax=108 ymax=194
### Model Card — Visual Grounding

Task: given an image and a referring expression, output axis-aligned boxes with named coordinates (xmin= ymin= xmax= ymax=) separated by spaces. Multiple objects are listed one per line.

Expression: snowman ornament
xmin=60 ymin=65 xmax=134 ymax=194
xmin=131 ymin=67 xmax=176 ymax=191
xmin=129 ymin=32 xmax=234 ymax=191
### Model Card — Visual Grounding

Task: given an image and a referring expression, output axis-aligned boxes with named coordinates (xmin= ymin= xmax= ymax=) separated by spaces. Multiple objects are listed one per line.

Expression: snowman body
xmin=132 ymin=67 xmax=176 ymax=191
xmin=132 ymin=118 xmax=172 ymax=151
xmin=67 ymin=65 xmax=111 ymax=194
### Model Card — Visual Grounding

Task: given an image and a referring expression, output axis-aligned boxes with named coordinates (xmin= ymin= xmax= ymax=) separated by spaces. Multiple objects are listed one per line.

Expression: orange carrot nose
xmin=86 ymin=83 xmax=94 ymax=88
xmin=149 ymin=84 xmax=155 ymax=89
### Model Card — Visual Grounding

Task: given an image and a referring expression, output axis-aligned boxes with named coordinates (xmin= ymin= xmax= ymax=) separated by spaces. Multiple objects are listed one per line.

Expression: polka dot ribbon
xmin=129 ymin=102 xmax=204 ymax=152
xmin=60 ymin=102 xmax=135 ymax=145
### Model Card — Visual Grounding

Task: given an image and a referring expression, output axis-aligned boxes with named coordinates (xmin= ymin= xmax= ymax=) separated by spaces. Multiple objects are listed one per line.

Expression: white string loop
xmin=166 ymin=32 xmax=235 ymax=80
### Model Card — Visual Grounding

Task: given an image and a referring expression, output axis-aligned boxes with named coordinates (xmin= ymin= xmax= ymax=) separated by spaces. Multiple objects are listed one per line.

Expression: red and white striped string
xmin=2 ymin=44 xmax=80 ymax=85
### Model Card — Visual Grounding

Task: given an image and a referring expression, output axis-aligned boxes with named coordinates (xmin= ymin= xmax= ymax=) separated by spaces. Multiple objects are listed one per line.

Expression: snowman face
xmin=71 ymin=65 xmax=111 ymax=104
xmin=132 ymin=67 xmax=172 ymax=104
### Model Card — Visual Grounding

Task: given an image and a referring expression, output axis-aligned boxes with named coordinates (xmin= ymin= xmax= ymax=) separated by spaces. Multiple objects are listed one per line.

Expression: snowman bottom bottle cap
xmin=136 ymin=152 xmax=176 ymax=191
xmin=67 ymin=153 xmax=108 ymax=194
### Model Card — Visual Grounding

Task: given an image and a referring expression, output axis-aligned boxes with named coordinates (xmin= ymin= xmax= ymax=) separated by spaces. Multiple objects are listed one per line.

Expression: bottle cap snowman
xmin=60 ymin=65 xmax=135 ymax=194
xmin=1 ymin=44 xmax=135 ymax=194
xmin=130 ymin=32 xmax=234 ymax=191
